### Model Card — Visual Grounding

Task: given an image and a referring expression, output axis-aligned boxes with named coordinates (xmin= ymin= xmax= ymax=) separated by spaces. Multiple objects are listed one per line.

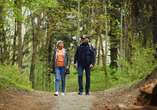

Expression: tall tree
xmin=128 ymin=0 xmax=133 ymax=69
xmin=152 ymin=2 xmax=157 ymax=61
xmin=12 ymin=0 xmax=17 ymax=65
xmin=77 ymin=0 xmax=80 ymax=45
xmin=109 ymin=0 xmax=119 ymax=73
xmin=16 ymin=0 xmax=22 ymax=69
xmin=30 ymin=10 xmax=41 ymax=88
xmin=0 ymin=4 xmax=4 ymax=64
xmin=46 ymin=8 xmax=54 ymax=91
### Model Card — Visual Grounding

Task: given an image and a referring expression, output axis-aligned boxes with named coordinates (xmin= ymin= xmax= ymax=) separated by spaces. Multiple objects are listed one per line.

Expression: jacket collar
xmin=55 ymin=48 xmax=66 ymax=58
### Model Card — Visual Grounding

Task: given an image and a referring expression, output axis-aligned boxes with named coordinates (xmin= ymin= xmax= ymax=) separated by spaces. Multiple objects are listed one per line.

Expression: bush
xmin=0 ymin=63 xmax=32 ymax=90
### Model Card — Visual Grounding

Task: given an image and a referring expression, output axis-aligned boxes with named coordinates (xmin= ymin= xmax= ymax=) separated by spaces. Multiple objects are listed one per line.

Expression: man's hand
xmin=89 ymin=64 xmax=93 ymax=68
xmin=51 ymin=69 xmax=53 ymax=73
xmin=66 ymin=66 xmax=69 ymax=70
xmin=74 ymin=63 xmax=77 ymax=68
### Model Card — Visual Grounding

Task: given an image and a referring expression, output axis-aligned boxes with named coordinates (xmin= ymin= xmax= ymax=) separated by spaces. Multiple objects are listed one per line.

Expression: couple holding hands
xmin=50 ymin=35 xmax=95 ymax=96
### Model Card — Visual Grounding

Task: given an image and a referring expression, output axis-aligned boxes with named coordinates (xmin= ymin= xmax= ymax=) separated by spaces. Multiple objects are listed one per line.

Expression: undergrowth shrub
xmin=0 ymin=63 xmax=32 ymax=90
xmin=114 ymin=44 xmax=157 ymax=86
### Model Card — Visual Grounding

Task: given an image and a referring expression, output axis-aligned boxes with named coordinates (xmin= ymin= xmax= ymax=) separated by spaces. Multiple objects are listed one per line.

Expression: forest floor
xmin=0 ymin=67 xmax=157 ymax=110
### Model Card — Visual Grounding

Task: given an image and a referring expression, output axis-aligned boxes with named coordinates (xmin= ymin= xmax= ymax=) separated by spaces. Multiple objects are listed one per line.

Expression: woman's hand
xmin=51 ymin=69 xmax=53 ymax=72
xmin=66 ymin=66 xmax=69 ymax=70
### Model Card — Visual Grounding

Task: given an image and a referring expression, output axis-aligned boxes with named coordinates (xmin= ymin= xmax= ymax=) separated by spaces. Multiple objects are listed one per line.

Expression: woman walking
xmin=51 ymin=40 xmax=70 ymax=96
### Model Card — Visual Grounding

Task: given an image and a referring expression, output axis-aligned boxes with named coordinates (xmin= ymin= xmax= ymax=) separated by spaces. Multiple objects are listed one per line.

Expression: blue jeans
xmin=78 ymin=63 xmax=91 ymax=93
xmin=55 ymin=66 xmax=66 ymax=92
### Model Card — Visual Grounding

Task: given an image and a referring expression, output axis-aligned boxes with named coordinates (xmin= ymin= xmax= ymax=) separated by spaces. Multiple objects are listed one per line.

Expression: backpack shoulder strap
xmin=88 ymin=42 xmax=93 ymax=51
xmin=77 ymin=43 xmax=82 ymax=48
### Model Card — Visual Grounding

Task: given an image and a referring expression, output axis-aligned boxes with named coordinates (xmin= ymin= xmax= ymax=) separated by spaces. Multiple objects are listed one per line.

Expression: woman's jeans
xmin=55 ymin=66 xmax=66 ymax=92
xmin=78 ymin=63 xmax=91 ymax=93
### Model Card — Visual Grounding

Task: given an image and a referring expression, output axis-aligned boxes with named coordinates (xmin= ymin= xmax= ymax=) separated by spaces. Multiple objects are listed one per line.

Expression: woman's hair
xmin=57 ymin=40 xmax=64 ymax=46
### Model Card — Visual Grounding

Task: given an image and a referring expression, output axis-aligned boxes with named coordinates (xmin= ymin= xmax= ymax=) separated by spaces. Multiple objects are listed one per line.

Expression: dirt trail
xmin=53 ymin=92 xmax=96 ymax=110
xmin=1 ymin=67 xmax=157 ymax=110
xmin=0 ymin=90 xmax=97 ymax=110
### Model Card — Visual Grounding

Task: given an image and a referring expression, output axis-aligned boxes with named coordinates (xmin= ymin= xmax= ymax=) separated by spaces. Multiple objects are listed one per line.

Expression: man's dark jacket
xmin=74 ymin=42 xmax=95 ymax=66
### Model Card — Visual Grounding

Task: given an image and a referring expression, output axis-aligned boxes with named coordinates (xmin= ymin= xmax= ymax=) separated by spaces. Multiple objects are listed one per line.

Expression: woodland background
xmin=0 ymin=0 xmax=157 ymax=92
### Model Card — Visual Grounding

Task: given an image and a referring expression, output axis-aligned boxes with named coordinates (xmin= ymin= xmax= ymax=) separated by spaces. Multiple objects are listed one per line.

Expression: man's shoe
xmin=54 ymin=91 xmax=59 ymax=96
xmin=86 ymin=93 xmax=90 ymax=95
xmin=78 ymin=92 xmax=83 ymax=95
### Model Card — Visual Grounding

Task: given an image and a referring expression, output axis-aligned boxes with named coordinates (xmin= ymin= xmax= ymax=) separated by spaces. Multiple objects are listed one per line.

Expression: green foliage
xmin=132 ymin=44 xmax=156 ymax=79
xmin=65 ymin=67 xmax=79 ymax=92
xmin=0 ymin=63 xmax=32 ymax=91
xmin=66 ymin=66 xmax=107 ymax=92
xmin=114 ymin=43 xmax=157 ymax=86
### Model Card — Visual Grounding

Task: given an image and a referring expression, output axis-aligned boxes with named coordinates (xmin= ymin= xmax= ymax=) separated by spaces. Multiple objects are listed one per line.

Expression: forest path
xmin=1 ymin=90 xmax=97 ymax=110
xmin=52 ymin=92 xmax=96 ymax=110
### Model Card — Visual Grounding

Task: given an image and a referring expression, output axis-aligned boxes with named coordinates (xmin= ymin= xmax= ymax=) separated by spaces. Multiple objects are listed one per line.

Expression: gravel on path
xmin=52 ymin=92 xmax=96 ymax=110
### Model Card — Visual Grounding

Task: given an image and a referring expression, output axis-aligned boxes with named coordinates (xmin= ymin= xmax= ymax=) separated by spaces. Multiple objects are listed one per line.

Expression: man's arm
xmin=91 ymin=46 xmax=95 ymax=66
xmin=74 ymin=47 xmax=79 ymax=68
xmin=74 ymin=47 xmax=79 ymax=64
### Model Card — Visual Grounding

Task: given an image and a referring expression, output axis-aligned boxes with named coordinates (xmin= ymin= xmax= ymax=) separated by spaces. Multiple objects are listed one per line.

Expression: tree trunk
xmin=77 ymin=0 xmax=80 ymax=45
xmin=152 ymin=2 xmax=157 ymax=61
xmin=123 ymin=0 xmax=129 ymax=73
xmin=17 ymin=2 xmax=22 ymax=69
xmin=99 ymin=1 xmax=109 ymax=88
xmin=37 ymin=63 xmax=39 ymax=90
xmin=30 ymin=11 xmax=41 ymax=89
xmin=95 ymin=36 xmax=98 ymax=64
xmin=109 ymin=5 xmax=118 ymax=73
xmin=0 ymin=5 xmax=4 ymax=64
xmin=12 ymin=1 xmax=18 ymax=65
xmin=133 ymin=83 xmax=157 ymax=106
xmin=12 ymin=18 xmax=17 ymax=65
xmin=94 ymin=0 xmax=99 ymax=65
xmin=109 ymin=30 xmax=117 ymax=74
xmin=46 ymin=8 xmax=54 ymax=91
xmin=129 ymin=0 xmax=133 ymax=69
xmin=119 ymin=7 xmax=123 ymax=72
xmin=103 ymin=0 xmax=109 ymax=89
xmin=90 ymin=0 xmax=94 ymax=37
xmin=105 ymin=104 xmax=157 ymax=110
xmin=86 ymin=1 xmax=90 ymax=35
xmin=100 ymin=34 xmax=109 ymax=89
xmin=97 ymin=38 xmax=100 ymax=65
xmin=42 ymin=64 xmax=44 ymax=91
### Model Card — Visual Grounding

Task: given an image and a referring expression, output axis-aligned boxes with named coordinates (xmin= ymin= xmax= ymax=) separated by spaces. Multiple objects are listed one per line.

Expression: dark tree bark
xmin=17 ymin=1 xmax=22 ymax=69
xmin=12 ymin=1 xmax=17 ymax=65
xmin=152 ymin=2 xmax=157 ymax=61
xmin=0 ymin=5 xmax=4 ymax=64
xmin=100 ymin=34 xmax=109 ymax=89
xmin=97 ymin=38 xmax=100 ymax=65
xmin=46 ymin=8 xmax=54 ymax=91
xmin=94 ymin=35 xmax=98 ymax=64
xmin=108 ymin=2 xmax=118 ymax=73
xmin=109 ymin=28 xmax=118 ymax=74
xmin=30 ymin=12 xmax=41 ymax=89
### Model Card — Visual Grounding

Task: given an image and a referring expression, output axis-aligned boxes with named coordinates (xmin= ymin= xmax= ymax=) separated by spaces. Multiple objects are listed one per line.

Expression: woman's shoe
xmin=54 ymin=91 xmax=59 ymax=96
xmin=61 ymin=92 xmax=65 ymax=95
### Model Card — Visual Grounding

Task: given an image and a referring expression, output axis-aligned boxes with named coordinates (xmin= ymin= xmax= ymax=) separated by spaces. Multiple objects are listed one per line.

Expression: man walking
xmin=74 ymin=35 xmax=95 ymax=95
